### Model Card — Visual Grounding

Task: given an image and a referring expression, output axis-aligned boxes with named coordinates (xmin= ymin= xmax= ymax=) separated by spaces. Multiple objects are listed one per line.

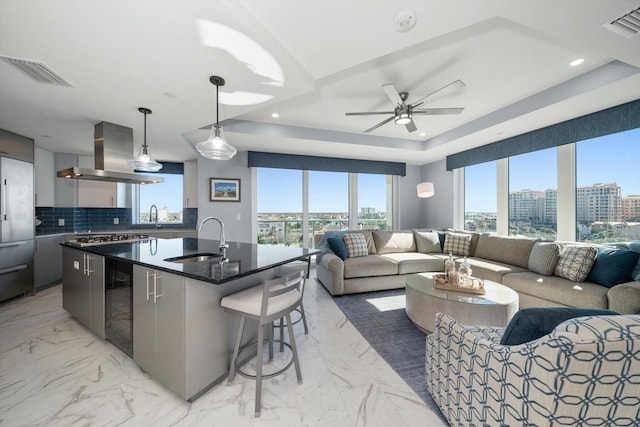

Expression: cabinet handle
xmin=153 ymin=272 xmax=162 ymax=303
xmin=146 ymin=270 xmax=152 ymax=301
xmin=85 ymin=255 xmax=94 ymax=276
xmin=111 ymin=196 xmax=115 ymax=207
xmin=83 ymin=254 xmax=88 ymax=275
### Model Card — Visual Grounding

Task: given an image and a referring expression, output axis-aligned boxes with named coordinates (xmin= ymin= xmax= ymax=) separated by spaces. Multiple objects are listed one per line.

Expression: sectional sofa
xmin=315 ymin=229 xmax=640 ymax=314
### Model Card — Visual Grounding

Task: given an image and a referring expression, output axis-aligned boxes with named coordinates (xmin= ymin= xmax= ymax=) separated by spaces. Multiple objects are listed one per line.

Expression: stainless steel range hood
xmin=57 ymin=121 xmax=163 ymax=184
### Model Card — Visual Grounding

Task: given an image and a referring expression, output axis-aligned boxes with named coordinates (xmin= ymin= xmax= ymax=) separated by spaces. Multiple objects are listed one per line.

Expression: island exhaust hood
xmin=57 ymin=121 xmax=163 ymax=184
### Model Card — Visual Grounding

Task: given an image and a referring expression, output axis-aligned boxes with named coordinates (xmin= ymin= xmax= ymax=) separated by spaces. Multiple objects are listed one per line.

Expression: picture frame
xmin=210 ymin=178 xmax=241 ymax=202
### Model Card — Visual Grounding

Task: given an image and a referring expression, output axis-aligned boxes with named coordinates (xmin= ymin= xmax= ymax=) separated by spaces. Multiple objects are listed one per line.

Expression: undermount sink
xmin=164 ymin=253 xmax=221 ymax=263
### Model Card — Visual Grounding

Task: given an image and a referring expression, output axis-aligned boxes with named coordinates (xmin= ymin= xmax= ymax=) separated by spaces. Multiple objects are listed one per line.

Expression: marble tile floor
xmin=0 ymin=270 xmax=446 ymax=427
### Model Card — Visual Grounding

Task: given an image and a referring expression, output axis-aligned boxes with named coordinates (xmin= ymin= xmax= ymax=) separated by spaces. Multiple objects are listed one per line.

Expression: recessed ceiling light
xmin=271 ymin=113 xmax=279 ymax=118
xmin=419 ymin=132 xmax=426 ymax=136
xmin=570 ymin=58 xmax=584 ymax=67
xmin=394 ymin=8 xmax=417 ymax=32
xmin=164 ymin=92 xmax=176 ymax=99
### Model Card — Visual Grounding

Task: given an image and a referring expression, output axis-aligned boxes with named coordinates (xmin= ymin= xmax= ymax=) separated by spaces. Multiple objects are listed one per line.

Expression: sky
xmin=465 ymin=127 xmax=640 ymax=212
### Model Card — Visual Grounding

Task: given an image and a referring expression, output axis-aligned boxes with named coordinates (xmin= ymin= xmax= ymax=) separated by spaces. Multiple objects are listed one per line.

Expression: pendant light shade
xmin=196 ymin=76 xmax=237 ymax=160
xmin=417 ymin=181 xmax=435 ymax=198
xmin=128 ymin=107 xmax=163 ymax=172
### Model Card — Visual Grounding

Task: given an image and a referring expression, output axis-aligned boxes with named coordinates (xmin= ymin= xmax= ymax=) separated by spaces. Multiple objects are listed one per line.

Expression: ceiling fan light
xmin=395 ymin=112 xmax=412 ymax=125
xmin=196 ymin=125 xmax=237 ymax=160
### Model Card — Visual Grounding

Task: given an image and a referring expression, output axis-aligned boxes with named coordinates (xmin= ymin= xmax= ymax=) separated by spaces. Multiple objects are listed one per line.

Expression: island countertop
xmin=61 ymin=237 xmax=319 ymax=284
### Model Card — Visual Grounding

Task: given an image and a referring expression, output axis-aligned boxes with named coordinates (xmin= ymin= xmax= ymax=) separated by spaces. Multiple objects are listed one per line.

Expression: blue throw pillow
xmin=586 ymin=247 xmax=639 ymax=288
xmin=316 ymin=230 xmax=348 ymax=252
xmin=327 ymin=236 xmax=348 ymax=260
xmin=500 ymin=307 xmax=618 ymax=346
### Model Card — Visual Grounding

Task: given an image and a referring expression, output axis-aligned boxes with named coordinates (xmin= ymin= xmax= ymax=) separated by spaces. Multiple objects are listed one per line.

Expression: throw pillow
xmin=327 ymin=236 xmax=348 ymax=260
xmin=343 ymin=233 xmax=368 ymax=258
xmin=554 ymin=245 xmax=598 ymax=282
xmin=414 ymin=230 xmax=442 ymax=253
xmin=316 ymin=230 xmax=348 ymax=252
xmin=528 ymin=242 xmax=561 ymax=275
xmin=586 ymin=247 xmax=640 ymax=288
xmin=443 ymin=232 xmax=472 ymax=256
xmin=500 ymin=307 xmax=618 ymax=346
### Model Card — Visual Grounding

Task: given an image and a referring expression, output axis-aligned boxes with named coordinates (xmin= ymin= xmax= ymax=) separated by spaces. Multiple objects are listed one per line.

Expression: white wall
xmin=419 ymin=159 xmax=454 ymax=230
xmin=197 ymin=152 xmax=253 ymax=243
xmin=397 ymin=165 xmax=422 ymax=230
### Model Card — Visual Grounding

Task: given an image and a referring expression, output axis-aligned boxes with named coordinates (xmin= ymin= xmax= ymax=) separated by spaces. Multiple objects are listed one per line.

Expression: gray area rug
xmin=332 ymin=288 xmax=446 ymax=421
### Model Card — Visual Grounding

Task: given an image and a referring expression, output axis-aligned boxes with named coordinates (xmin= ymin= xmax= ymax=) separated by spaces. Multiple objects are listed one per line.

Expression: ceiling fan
xmin=345 ymin=79 xmax=465 ymax=133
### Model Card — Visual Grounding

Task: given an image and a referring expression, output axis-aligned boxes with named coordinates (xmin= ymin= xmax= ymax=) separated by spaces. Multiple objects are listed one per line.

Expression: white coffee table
xmin=405 ymin=272 xmax=519 ymax=332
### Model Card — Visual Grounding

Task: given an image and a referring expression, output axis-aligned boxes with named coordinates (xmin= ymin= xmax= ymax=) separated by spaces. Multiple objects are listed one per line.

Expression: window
xmin=358 ymin=173 xmax=392 ymax=230
xmin=576 ymin=128 xmax=640 ymax=242
xmin=256 ymin=168 xmax=302 ymax=245
xmin=135 ymin=172 xmax=184 ymax=224
xmin=464 ymin=161 xmax=497 ymax=232
xmin=309 ymin=170 xmax=349 ymax=233
xmin=508 ymin=147 xmax=557 ymax=239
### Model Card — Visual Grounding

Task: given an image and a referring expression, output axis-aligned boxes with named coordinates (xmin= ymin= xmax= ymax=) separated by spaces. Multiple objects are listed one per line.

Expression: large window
xmin=508 ymin=147 xmax=557 ymax=239
xmin=256 ymin=168 xmax=302 ymax=245
xmin=576 ymin=128 xmax=640 ymax=242
xmin=136 ymin=172 xmax=184 ymax=224
xmin=309 ymin=170 xmax=349 ymax=233
xmin=357 ymin=173 xmax=392 ymax=230
xmin=464 ymin=161 xmax=497 ymax=232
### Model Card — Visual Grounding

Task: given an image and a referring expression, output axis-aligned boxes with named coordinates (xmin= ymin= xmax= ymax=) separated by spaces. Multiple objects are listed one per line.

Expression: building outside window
xmin=357 ymin=173 xmax=392 ymax=231
xmin=256 ymin=168 xmax=302 ymax=245
xmin=135 ymin=171 xmax=184 ymax=224
xmin=464 ymin=161 xmax=497 ymax=232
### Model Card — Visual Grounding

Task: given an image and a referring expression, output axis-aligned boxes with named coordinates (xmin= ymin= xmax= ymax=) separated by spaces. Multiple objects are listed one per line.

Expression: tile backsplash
xmin=36 ymin=207 xmax=197 ymax=235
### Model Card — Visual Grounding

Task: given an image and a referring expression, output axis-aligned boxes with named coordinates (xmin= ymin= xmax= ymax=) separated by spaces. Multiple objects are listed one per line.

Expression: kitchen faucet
xmin=198 ymin=216 xmax=229 ymax=260
xmin=149 ymin=204 xmax=159 ymax=229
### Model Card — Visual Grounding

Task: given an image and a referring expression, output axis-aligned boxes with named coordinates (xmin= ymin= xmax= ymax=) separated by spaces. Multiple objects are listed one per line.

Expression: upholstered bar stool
xmin=274 ymin=262 xmax=310 ymax=336
xmin=220 ymin=270 xmax=305 ymax=417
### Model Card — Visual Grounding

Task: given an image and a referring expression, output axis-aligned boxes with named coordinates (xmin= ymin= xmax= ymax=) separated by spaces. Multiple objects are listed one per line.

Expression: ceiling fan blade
xmin=364 ymin=116 xmax=395 ymax=133
xmin=405 ymin=120 xmax=417 ymax=133
xmin=413 ymin=107 xmax=464 ymax=115
xmin=382 ymin=83 xmax=403 ymax=106
xmin=345 ymin=111 xmax=395 ymax=116
xmin=411 ymin=79 xmax=465 ymax=107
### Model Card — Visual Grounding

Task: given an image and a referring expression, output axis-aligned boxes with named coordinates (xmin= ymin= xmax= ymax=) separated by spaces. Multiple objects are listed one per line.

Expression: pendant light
xmin=128 ymin=107 xmax=163 ymax=172
xmin=196 ymin=75 xmax=237 ymax=160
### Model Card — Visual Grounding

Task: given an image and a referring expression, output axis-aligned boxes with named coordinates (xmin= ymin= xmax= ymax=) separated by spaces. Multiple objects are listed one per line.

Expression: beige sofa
xmin=315 ymin=230 xmax=640 ymax=314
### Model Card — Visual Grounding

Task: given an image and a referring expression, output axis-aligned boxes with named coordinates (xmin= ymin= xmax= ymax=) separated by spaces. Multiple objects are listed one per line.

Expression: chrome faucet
xmin=150 ymin=204 xmax=159 ymax=229
xmin=198 ymin=216 xmax=229 ymax=259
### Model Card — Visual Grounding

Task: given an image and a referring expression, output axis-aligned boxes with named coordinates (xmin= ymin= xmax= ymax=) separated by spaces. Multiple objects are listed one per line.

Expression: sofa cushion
xmin=414 ymin=230 xmax=442 ymax=253
xmin=343 ymin=233 xmax=369 ymax=258
xmin=379 ymin=252 xmax=444 ymax=274
xmin=443 ymin=232 xmax=472 ymax=256
xmin=464 ymin=257 xmax=528 ymax=283
xmin=502 ymin=271 xmax=610 ymax=309
xmin=343 ymin=255 xmax=398 ymax=278
xmin=474 ymin=234 xmax=537 ymax=269
xmin=528 ymin=242 xmax=561 ymax=275
xmin=554 ymin=245 xmax=598 ymax=282
xmin=500 ymin=307 xmax=619 ymax=345
xmin=586 ymin=247 xmax=640 ymax=288
xmin=373 ymin=230 xmax=416 ymax=254
xmin=327 ymin=236 xmax=348 ymax=260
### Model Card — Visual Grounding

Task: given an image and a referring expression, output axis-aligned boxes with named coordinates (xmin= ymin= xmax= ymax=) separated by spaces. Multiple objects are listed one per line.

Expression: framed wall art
xmin=210 ymin=178 xmax=240 ymax=202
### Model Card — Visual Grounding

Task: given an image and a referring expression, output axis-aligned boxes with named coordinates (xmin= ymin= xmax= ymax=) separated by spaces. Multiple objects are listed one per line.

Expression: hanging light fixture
xmin=417 ymin=182 xmax=435 ymax=198
xmin=196 ymin=75 xmax=237 ymax=160
xmin=128 ymin=107 xmax=162 ymax=172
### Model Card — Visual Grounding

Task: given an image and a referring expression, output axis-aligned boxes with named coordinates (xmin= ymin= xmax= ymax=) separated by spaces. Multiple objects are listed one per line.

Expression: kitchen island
xmin=61 ymin=237 xmax=318 ymax=401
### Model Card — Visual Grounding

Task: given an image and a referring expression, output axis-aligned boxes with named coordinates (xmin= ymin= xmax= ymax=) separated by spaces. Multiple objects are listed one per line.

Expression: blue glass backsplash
xmin=35 ymin=207 xmax=197 ymax=235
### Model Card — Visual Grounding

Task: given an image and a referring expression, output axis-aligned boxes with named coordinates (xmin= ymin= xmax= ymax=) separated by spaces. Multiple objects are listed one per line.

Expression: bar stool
xmin=274 ymin=262 xmax=309 ymax=336
xmin=220 ymin=270 xmax=305 ymax=417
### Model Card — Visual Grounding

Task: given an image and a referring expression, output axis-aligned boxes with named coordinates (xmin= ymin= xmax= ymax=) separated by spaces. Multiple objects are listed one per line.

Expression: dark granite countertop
xmin=62 ymin=238 xmax=319 ymax=284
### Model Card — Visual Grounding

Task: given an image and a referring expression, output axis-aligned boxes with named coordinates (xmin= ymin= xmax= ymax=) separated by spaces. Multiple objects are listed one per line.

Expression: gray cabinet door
xmin=62 ymin=247 xmax=91 ymax=327
xmin=35 ymin=235 xmax=64 ymax=289
xmin=133 ymin=266 xmax=156 ymax=374
xmin=154 ymin=271 xmax=186 ymax=397
xmin=89 ymin=254 xmax=105 ymax=338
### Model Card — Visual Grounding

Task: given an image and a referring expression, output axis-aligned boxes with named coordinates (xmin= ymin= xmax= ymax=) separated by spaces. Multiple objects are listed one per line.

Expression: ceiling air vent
xmin=0 ymin=55 xmax=73 ymax=86
xmin=603 ymin=6 xmax=640 ymax=38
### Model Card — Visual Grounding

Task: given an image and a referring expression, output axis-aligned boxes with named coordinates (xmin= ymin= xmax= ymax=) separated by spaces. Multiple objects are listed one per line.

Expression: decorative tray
xmin=433 ymin=274 xmax=486 ymax=295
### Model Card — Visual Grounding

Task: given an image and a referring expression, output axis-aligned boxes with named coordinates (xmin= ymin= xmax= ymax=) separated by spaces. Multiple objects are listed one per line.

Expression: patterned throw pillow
xmin=554 ymin=245 xmax=598 ymax=282
xmin=343 ymin=233 xmax=369 ymax=258
xmin=528 ymin=242 xmax=561 ymax=276
xmin=443 ymin=232 xmax=472 ymax=256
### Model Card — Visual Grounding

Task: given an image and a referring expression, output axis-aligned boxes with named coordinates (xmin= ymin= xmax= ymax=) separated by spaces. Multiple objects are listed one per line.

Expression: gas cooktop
xmin=68 ymin=233 xmax=153 ymax=247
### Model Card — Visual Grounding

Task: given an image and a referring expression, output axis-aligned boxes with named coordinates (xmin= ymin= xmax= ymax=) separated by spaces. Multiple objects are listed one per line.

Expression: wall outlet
xmin=236 ymin=213 xmax=241 ymax=221
xmin=58 ymin=218 xmax=65 ymax=226
xmin=113 ymin=218 xmax=119 ymax=225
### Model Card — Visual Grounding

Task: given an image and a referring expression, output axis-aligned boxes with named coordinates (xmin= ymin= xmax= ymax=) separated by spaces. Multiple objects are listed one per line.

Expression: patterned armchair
xmin=425 ymin=313 xmax=640 ymax=426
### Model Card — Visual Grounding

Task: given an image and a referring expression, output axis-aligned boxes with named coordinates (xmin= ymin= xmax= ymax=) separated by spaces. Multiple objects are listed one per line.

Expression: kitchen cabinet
xmin=34 ymin=147 xmax=55 ymax=207
xmin=62 ymin=246 xmax=105 ymax=337
xmin=133 ymin=265 xmax=186 ymax=397
xmin=35 ymin=234 xmax=65 ymax=289
xmin=183 ymin=161 xmax=197 ymax=208
xmin=77 ymin=155 xmax=127 ymax=207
